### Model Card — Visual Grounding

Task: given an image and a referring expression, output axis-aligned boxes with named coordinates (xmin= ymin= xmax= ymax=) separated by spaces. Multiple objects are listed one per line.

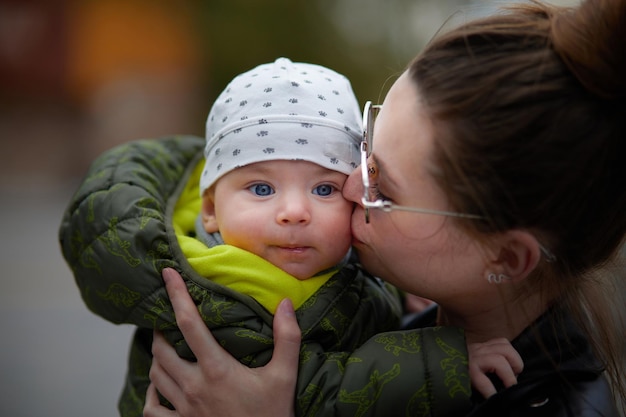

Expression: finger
xmin=469 ymin=367 xmax=497 ymax=398
xmin=144 ymin=384 xmax=158 ymax=417
xmin=483 ymin=338 xmax=524 ymax=375
xmin=476 ymin=338 xmax=524 ymax=374
xmin=144 ymin=383 xmax=178 ymax=417
xmin=145 ymin=383 xmax=159 ymax=408
xmin=491 ymin=356 xmax=519 ymax=388
xmin=269 ymin=299 xmax=301 ymax=377
xmin=152 ymin=330 xmax=194 ymax=376
xmin=162 ymin=268 xmax=224 ymax=358
xmin=262 ymin=299 xmax=301 ymax=416
xmin=474 ymin=354 xmax=518 ymax=389
xmin=151 ymin=331 xmax=195 ymax=401
xmin=500 ymin=346 xmax=524 ymax=375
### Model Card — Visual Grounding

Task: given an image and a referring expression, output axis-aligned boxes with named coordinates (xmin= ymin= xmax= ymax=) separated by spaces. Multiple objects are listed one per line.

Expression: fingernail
xmin=278 ymin=298 xmax=295 ymax=317
xmin=162 ymin=268 xmax=174 ymax=283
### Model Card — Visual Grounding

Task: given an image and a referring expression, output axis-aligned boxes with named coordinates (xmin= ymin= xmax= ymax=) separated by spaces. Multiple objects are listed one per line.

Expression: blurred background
xmin=0 ymin=0 xmax=578 ymax=416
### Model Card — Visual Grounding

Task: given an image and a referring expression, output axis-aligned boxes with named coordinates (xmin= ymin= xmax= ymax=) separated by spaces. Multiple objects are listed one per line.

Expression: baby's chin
xmin=265 ymin=249 xmax=341 ymax=280
xmin=279 ymin=262 xmax=335 ymax=281
xmin=281 ymin=266 xmax=320 ymax=281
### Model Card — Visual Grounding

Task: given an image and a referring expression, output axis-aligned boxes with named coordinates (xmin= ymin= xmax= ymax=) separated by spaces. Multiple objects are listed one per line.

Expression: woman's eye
xmin=366 ymin=161 xmax=390 ymax=201
xmin=371 ymin=184 xmax=391 ymax=202
xmin=248 ymin=183 xmax=274 ymax=196
xmin=313 ymin=184 xmax=335 ymax=197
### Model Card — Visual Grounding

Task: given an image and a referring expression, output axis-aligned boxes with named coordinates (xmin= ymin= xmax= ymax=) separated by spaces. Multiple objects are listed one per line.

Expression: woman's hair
xmin=409 ymin=0 xmax=626 ymax=407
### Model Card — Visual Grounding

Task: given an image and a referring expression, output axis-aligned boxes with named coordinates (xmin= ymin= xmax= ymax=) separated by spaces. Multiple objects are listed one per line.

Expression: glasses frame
xmin=360 ymin=101 xmax=484 ymax=224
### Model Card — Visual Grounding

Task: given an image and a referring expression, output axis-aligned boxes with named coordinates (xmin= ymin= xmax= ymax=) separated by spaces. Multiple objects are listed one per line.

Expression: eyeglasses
xmin=359 ymin=101 xmax=557 ymax=262
xmin=360 ymin=101 xmax=484 ymax=224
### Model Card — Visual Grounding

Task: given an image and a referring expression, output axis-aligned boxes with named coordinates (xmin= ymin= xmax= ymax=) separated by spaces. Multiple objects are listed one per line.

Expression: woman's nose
xmin=342 ymin=167 xmax=363 ymax=205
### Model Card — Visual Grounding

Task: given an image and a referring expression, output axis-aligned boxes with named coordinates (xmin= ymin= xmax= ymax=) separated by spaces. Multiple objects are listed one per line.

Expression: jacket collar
xmin=512 ymin=305 xmax=604 ymax=382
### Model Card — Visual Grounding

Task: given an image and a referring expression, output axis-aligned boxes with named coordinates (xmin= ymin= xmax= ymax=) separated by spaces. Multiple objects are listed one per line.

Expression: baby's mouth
xmin=276 ymin=245 xmax=310 ymax=253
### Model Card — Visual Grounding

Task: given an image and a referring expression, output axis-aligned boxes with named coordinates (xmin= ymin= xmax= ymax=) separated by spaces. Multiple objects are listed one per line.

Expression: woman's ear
xmin=492 ymin=230 xmax=541 ymax=282
xmin=201 ymin=194 xmax=219 ymax=233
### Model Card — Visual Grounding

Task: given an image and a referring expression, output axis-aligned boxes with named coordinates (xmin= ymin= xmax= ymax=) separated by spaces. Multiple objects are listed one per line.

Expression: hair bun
xmin=551 ymin=0 xmax=626 ymax=99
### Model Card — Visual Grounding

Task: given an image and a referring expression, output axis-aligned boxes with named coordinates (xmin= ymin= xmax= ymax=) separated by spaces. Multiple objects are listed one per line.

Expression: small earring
xmin=487 ymin=273 xmax=511 ymax=284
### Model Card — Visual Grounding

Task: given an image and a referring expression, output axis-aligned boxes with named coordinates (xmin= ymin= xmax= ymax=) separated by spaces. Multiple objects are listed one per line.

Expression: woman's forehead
xmin=373 ymin=73 xmax=445 ymax=202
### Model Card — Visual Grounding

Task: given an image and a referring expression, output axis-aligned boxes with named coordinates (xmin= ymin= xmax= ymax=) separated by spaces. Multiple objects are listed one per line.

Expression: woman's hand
xmin=143 ymin=268 xmax=301 ymax=417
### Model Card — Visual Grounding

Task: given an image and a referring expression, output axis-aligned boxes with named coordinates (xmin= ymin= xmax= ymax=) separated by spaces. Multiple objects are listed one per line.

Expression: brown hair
xmin=409 ymin=0 xmax=626 ymax=408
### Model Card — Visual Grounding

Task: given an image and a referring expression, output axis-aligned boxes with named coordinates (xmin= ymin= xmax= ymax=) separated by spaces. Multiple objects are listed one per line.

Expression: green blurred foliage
xmin=187 ymin=1 xmax=412 ymax=118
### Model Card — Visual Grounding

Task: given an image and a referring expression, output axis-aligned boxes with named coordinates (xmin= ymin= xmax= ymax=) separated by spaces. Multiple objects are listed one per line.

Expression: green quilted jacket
xmin=59 ymin=135 xmax=472 ymax=417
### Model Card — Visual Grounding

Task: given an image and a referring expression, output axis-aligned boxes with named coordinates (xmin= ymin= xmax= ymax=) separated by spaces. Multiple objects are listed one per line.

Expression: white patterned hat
xmin=200 ymin=57 xmax=362 ymax=196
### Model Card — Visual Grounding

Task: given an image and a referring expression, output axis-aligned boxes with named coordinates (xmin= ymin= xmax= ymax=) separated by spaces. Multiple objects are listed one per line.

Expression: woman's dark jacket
xmin=406 ymin=305 xmax=619 ymax=417
xmin=59 ymin=136 xmax=473 ymax=417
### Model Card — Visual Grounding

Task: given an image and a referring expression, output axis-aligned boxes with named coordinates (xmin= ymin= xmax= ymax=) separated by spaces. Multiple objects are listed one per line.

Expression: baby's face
xmin=202 ymin=160 xmax=353 ymax=280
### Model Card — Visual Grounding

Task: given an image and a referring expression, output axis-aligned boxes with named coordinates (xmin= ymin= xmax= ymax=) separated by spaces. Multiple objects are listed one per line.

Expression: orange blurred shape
xmin=66 ymin=0 xmax=199 ymax=101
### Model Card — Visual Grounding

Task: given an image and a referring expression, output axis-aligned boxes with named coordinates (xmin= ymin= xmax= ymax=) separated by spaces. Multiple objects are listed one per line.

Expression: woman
xmin=145 ymin=0 xmax=626 ymax=415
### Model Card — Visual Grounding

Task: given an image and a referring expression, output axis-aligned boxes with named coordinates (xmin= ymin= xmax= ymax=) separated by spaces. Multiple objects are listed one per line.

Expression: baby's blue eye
xmin=313 ymin=184 xmax=334 ymax=196
xmin=249 ymin=183 xmax=274 ymax=196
